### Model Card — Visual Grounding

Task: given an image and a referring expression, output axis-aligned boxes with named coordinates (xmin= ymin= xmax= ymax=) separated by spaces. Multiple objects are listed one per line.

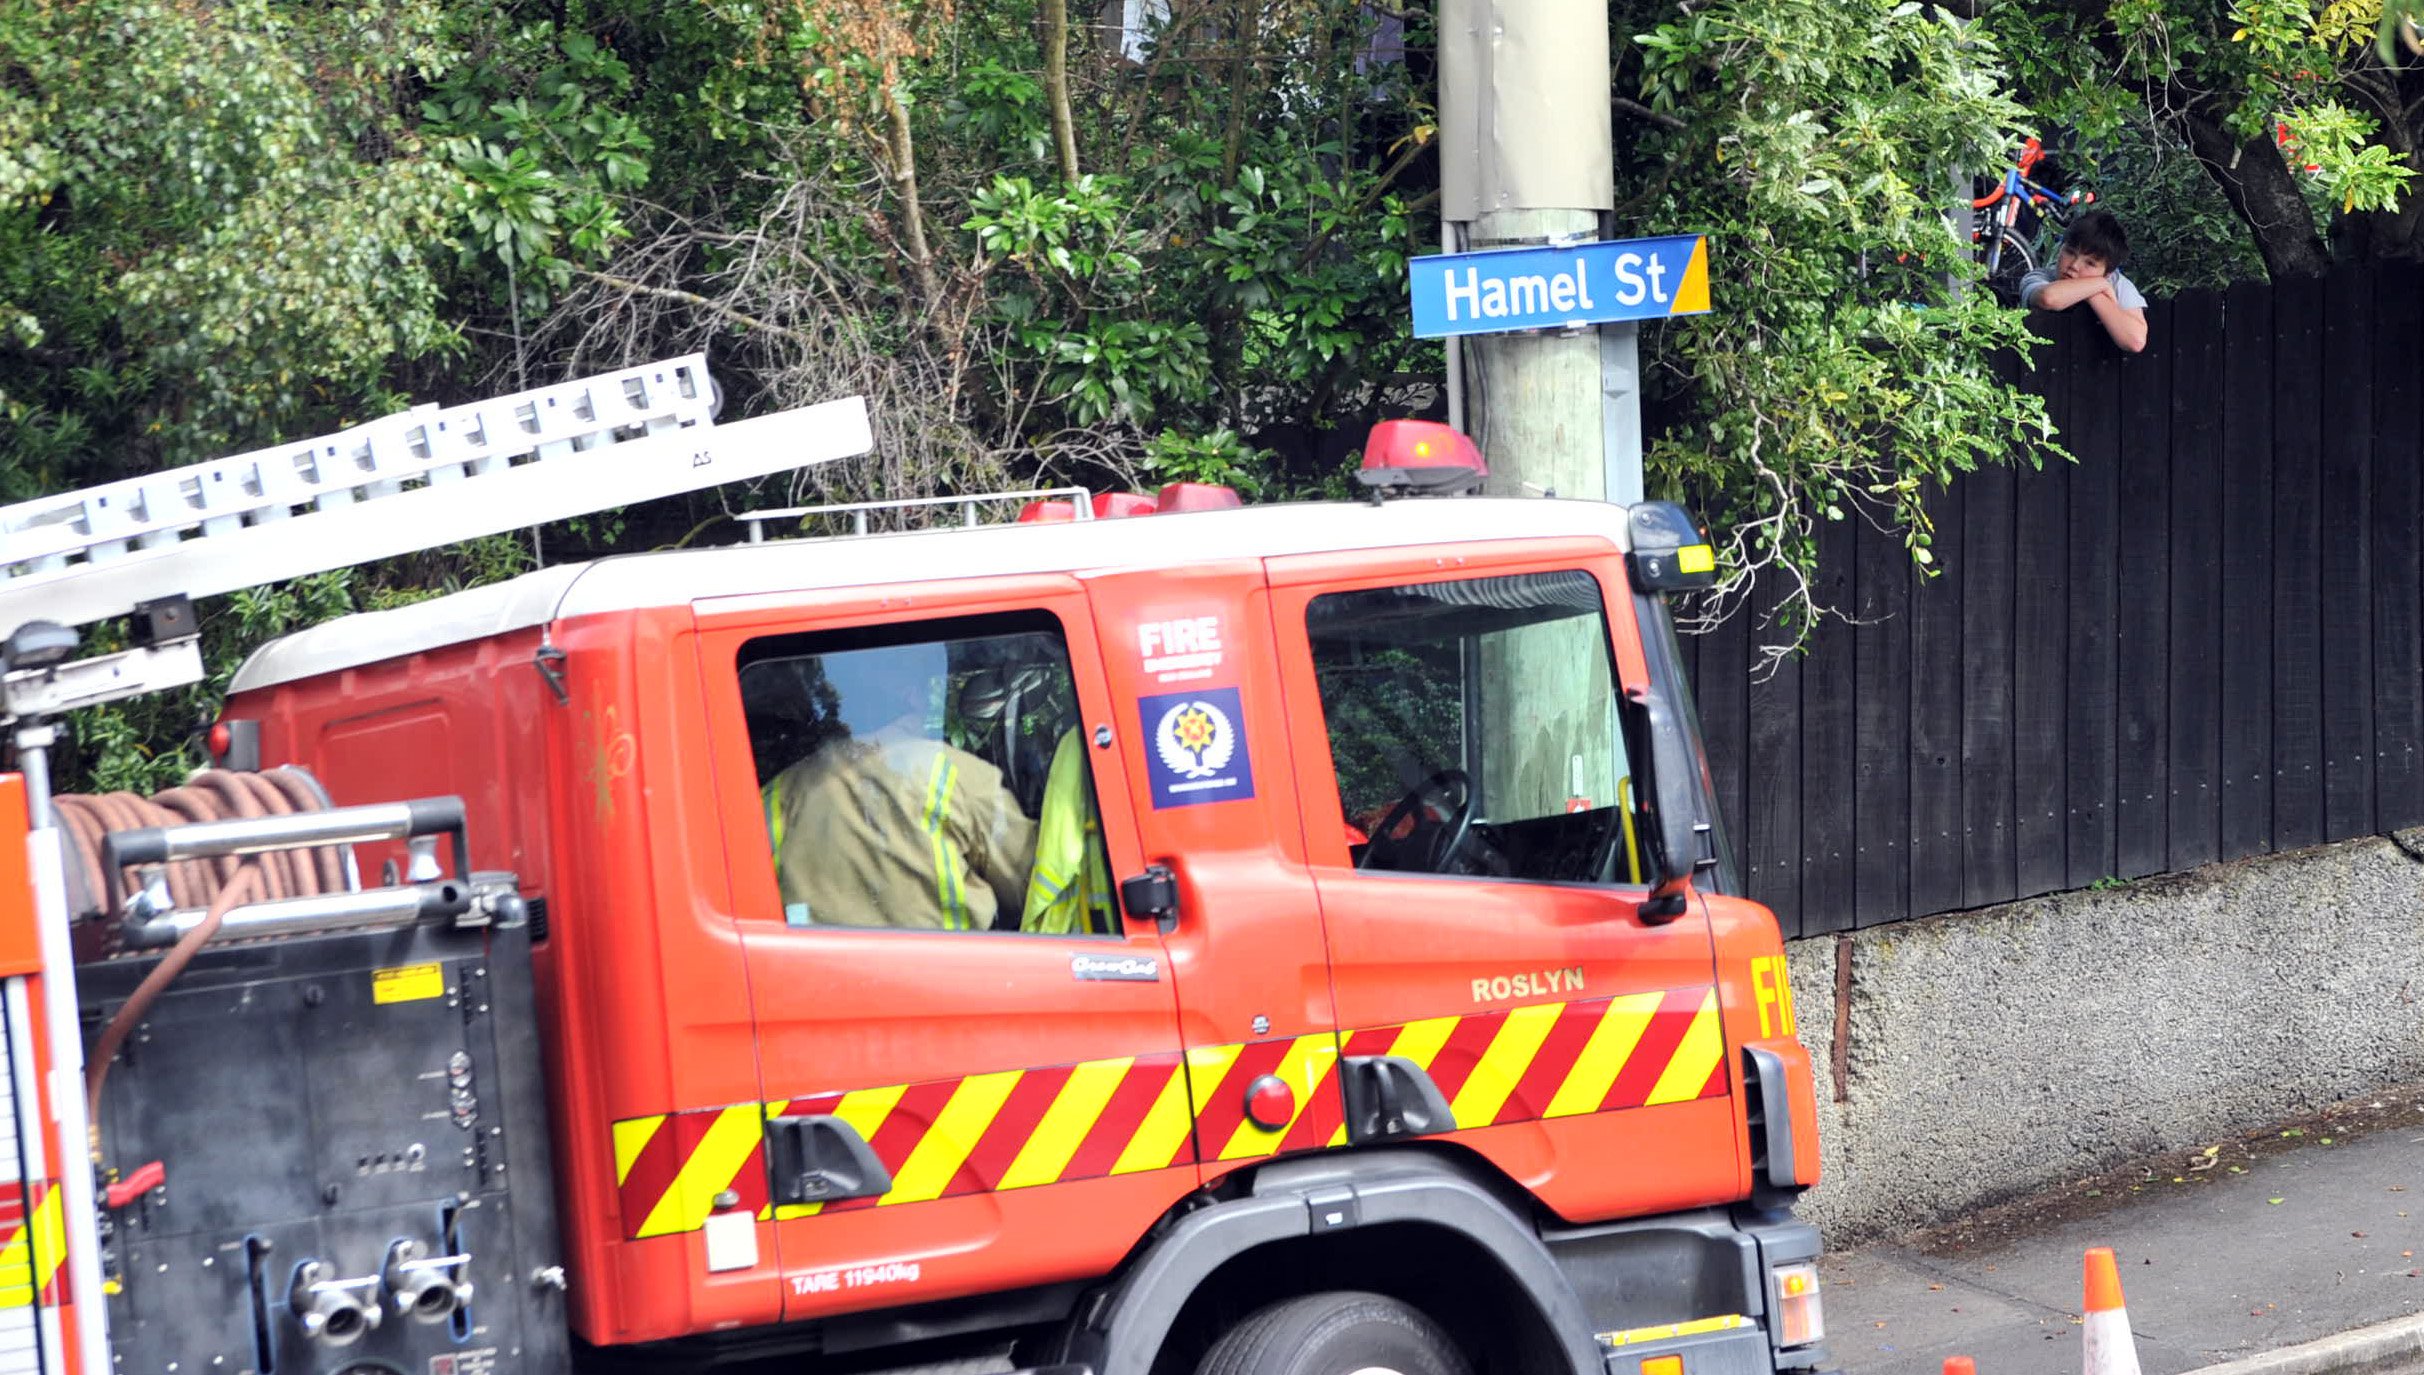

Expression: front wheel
xmin=1195 ymin=1292 xmax=1471 ymax=1375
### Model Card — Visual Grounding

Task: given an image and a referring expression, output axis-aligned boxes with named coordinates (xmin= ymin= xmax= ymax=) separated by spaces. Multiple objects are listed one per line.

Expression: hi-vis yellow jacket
xmin=1021 ymin=729 xmax=1113 ymax=935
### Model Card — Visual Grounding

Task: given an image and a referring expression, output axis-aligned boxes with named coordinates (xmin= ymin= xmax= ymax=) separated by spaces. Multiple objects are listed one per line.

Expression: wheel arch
xmin=1062 ymin=1149 xmax=1600 ymax=1375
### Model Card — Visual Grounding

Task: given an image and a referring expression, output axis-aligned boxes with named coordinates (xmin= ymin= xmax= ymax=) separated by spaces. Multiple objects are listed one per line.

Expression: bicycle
xmin=1970 ymin=137 xmax=2097 ymax=302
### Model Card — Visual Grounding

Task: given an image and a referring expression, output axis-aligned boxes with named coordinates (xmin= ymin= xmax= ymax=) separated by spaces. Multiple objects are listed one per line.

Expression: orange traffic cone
xmin=2083 ymin=1247 xmax=2142 ymax=1375
xmin=1945 ymin=1358 xmax=1977 ymax=1375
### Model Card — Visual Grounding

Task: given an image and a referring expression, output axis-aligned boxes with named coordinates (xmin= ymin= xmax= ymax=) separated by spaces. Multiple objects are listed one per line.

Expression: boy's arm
xmin=2028 ymin=275 xmax=2113 ymax=311
xmin=2029 ymin=273 xmax=2148 ymax=352
xmin=2084 ymin=289 xmax=2147 ymax=352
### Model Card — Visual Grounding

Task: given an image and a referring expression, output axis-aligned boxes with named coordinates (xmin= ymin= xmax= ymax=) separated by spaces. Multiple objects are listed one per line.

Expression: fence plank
xmin=2219 ymin=280 xmax=2277 ymax=858
xmin=1963 ymin=455 xmax=2018 ymax=908
xmin=2373 ymin=264 xmax=2424 ymax=832
xmin=1800 ymin=516 xmax=1857 ymax=932
xmin=2271 ymin=274 xmax=2327 ymax=851
xmin=1854 ymin=504 xmax=1913 ymax=927
xmin=1690 ymin=592 xmax=1752 ymax=892
xmin=2115 ymin=301 xmax=2174 ymax=878
xmin=1746 ymin=572 xmax=1805 ymax=935
xmin=2320 ymin=263 xmax=2377 ymax=840
xmin=2167 ymin=289 xmax=2227 ymax=871
xmin=2013 ymin=335 xmax=2072 ymax=898
xmin=2065 ymin=322 xmax=2122 ymax=888
xmin=1909 ymin=476 xmax=1967 ymax=915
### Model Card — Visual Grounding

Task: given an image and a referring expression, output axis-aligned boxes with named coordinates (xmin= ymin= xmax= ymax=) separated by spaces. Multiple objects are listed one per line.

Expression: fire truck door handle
xmin=765 ymin=1115 xmax=893 ymax=1206
xmin=1119 ymin=864 xmax=1180 ymax=932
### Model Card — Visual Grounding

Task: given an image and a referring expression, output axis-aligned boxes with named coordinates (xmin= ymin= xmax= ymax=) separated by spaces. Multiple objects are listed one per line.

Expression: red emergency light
xmin=1356 ymin=419 xmax=1488 ymax=496
xmin=1155 ymin=482 xmax=1243 ymax=513
xmin=1093 ymin=492 xmax=1161 ymax=519
xmin=1018 ymin=483 xmax=1242 ymax=523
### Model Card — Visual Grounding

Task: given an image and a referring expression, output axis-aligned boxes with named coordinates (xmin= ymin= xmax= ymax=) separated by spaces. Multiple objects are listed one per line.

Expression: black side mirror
xmin=1629 ymin=682 xmax=1702 ymax=923
xmin=1626 ymin=502 xmax=1718 ymax=593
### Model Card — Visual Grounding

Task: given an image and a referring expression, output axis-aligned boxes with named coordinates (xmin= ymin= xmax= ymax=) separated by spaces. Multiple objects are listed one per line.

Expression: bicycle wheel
xmin=1986 ymin=230 xmax=2035 ymax=303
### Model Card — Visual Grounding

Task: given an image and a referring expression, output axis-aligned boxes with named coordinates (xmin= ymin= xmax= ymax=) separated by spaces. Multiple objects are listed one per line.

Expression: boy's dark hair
xmin=2063 ymin=210 xmax=2129 ymax=266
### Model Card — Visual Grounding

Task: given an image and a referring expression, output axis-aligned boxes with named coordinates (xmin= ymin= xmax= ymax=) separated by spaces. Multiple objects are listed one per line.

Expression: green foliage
xmin=1620 ymin=0 xmax=2056 ymax=641
xmin=2049 ymin=124 xmax=2266 ymax=295
xmin=1140 ymin=429 xmax=1273 ymax=500
xmin=0 ymin=0 xmax=464 ymax=477
xmin=424 ymin=23 xmax=655 ymax=298
xmin=1988 ymin=0 xmax=2421 ymax=273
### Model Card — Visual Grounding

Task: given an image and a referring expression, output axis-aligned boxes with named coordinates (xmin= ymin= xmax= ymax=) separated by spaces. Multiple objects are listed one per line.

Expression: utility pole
xmin=1437 ymin=0 xmax=1619 ymax=504
xmin=1437 ymin=0 xmax=1626 ymax=817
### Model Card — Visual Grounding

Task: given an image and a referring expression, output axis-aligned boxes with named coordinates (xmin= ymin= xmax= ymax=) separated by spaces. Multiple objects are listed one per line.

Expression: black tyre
xmin=1194 ymin=1292 xmax=1471 ymax=1375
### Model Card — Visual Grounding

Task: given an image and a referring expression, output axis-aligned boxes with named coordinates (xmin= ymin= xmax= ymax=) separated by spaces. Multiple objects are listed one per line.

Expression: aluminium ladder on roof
xmin=3 ymin=357 xmax=716 ymax=577
xmin=0 ymin=356 xmax=875 ymax=641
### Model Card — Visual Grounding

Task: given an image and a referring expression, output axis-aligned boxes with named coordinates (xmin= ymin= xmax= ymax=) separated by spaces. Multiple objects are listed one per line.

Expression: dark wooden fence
xmin=1682 ymin=262 xmax=2424 ymax=940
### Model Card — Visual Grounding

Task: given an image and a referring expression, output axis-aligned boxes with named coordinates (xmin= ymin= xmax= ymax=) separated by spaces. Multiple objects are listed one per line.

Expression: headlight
xmin=1772 ymin=1261 xmax=1824 ymax=1347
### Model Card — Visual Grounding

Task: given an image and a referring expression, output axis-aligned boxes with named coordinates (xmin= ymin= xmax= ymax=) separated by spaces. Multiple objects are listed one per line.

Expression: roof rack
xmin=738 ymin=487 xmax=1095 ymax=542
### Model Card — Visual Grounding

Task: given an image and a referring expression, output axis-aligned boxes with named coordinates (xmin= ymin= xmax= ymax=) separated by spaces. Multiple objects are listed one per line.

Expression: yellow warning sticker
xmin=372 ymin=963 xmax=445 ymax=1005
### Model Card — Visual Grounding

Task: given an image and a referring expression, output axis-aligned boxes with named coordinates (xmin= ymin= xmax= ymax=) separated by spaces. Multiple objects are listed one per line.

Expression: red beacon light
xmin=1356 ymin=419 xmax=1488 ymax=498
xmin=1154 ymin=482 xmax=1243 ymax=513
xmin=1092 ymin=491 xmax=1161 ymax=519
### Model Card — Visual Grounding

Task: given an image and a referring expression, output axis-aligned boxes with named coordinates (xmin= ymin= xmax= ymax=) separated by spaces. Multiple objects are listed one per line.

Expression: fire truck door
xmin=693 ymin=576 xmax=1192 ymax=1320
xmin=1265 ymin=544 xmax=1739 ymax=1222
xmin=1080 ymin=564 xmax=1345 ymax=1185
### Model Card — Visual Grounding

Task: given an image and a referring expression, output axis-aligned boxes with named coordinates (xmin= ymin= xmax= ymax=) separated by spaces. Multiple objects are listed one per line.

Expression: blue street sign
xmin=1408 ymin=234 xmax=1711 ymax=338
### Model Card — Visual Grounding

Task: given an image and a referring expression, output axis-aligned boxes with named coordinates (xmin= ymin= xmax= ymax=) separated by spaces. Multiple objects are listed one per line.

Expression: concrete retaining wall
xmin=1790 ymin=829 xmax=2424 ymax=1244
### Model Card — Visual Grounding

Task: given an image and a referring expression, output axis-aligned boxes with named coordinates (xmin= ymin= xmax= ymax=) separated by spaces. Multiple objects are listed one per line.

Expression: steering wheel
xmin=1358 ymin=769 xmax=1476 ymax=873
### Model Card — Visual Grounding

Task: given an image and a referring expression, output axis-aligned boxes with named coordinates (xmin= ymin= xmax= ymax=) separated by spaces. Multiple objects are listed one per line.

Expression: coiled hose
xmin=51 ymin=768 xmax=350 ymax=1123
xmin=52 ymin=768 xmax=345 ymax=917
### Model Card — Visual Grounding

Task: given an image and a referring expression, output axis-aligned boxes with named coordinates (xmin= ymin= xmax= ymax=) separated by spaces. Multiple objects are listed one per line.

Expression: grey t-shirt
xmin=2020 ymin=265 xmax=2145 ymax=309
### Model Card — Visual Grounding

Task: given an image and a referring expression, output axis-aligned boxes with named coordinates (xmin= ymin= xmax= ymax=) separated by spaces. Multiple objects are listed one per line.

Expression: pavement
xmin=1821 ymin=1088 xmax=2424 ymax=1375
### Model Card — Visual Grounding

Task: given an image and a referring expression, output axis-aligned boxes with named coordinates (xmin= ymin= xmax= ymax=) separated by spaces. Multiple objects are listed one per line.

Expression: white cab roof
xmin=232 ymin=497 xmax=1638 ymax=692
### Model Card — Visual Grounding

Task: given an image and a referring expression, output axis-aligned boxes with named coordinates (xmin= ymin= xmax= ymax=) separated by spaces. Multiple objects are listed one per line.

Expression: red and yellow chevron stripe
xmin=611 ymin=985 xmax=1725 ymax=1240
xmin=614 ymin=1051 xmax=1201 ymax=1238
xmin=0 ymin=1185 xmax=66 ymax=1309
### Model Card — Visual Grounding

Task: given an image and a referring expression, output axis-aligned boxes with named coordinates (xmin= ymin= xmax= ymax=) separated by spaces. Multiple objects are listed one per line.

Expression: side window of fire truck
xmin=1305 ymin=569 xmax=1645 ymax=884
xmin=737 ymin=611 xmax=1119 ymax=936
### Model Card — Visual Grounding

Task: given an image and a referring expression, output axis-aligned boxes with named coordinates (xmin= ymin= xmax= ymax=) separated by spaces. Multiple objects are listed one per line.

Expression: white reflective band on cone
xmin=2085 ymin=1308 xmax=2142 ymax=1375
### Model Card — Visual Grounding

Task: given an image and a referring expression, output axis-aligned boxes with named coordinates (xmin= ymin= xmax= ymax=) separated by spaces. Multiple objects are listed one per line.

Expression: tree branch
xmin=571 ymin=270 xmax=818 ymax=344
xmin=1613 ymin=96 xmax=1687 ymax=132
xmin=2180 ymin=111 xmax=2332 ymax=277
xmin=1042 ymin=0 xmax=1083 ymax=183
xmin=882 ymin=75 xmax=944 ymax=303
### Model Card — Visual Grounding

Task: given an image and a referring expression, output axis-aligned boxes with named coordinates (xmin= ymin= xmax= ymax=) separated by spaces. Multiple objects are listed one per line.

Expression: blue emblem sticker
xmin=1140 ymin=687 xmax=1256 ymax=809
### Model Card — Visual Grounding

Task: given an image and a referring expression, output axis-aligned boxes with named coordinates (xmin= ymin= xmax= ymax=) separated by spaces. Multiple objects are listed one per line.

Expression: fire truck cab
xmin=217 ymin=472 xmax=1825 ymax=1374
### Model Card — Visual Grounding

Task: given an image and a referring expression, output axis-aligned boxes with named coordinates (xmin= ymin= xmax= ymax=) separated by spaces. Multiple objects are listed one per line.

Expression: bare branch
xmin=1042 ymin=0 xmax=1083 ymax=183
xmin=1613 ymin=96 xmax=1687 ymax=132
xmin=570 ymin=270 xmax=819 ymax=344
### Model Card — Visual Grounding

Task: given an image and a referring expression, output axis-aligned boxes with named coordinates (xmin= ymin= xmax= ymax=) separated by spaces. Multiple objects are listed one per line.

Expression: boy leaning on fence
xmin=2020 ymin=209 xmax=2148 ymax=354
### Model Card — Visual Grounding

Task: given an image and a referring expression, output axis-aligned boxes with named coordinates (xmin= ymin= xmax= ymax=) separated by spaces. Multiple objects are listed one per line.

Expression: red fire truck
xmin=0 ymin=358 xmax=1823 ymax=1375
